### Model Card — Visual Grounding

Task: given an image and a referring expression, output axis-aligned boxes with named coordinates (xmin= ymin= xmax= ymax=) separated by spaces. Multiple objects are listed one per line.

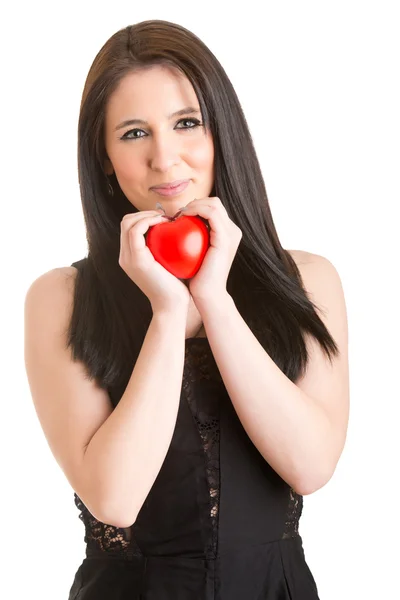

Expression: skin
xmin=103 ymin=64 xmax=215 ymax=218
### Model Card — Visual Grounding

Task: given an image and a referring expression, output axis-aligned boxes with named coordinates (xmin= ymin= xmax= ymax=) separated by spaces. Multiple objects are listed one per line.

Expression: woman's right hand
xmin=119 ymin=209 xmax=191 ymax=313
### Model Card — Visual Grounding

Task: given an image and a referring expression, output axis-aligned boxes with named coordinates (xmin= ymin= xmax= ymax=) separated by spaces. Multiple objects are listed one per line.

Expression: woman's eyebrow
xmin=114 ymin=107 xmax=201 ymax=131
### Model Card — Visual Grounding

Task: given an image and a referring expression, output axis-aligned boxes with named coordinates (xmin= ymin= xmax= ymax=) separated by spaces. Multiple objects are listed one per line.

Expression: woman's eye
xmin=120 ymin=118 xmax=201 ymax=140
xmin=176 ymin=118 xmax=201 ymax=129
xmin=121 ymin=129 xmax=145 ymax=140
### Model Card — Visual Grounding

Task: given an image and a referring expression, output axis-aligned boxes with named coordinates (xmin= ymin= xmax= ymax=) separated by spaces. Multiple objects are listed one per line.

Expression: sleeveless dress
xmin=68 ymin=259 xmax=320 ymax=599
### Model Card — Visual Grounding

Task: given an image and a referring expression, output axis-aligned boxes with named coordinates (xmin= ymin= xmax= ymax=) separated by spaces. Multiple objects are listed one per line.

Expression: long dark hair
xmin=66 ymin=19 xmax=339 ymax=406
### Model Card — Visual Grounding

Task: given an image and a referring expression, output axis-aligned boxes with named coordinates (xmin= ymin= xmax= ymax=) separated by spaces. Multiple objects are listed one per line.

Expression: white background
xmin=2 ymin=1 xmax=399 ymax=598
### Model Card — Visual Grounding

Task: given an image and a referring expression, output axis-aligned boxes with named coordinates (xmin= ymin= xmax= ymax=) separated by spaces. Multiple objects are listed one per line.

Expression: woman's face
xmin=104 ymin=65 xmax=215 ymax=217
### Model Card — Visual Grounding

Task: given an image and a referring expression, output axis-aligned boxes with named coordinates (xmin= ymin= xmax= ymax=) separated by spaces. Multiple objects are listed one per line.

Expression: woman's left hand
xmin=179 ymin=197 xmax=242 ymax=301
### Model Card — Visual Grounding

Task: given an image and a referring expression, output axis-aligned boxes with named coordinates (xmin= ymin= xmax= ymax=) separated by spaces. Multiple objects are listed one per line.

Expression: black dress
xmin=68 ymin=260 xmax=320 ymax=599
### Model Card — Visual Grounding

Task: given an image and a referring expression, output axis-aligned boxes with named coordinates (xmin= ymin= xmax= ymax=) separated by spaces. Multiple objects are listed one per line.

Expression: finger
xmin=179 ymin=203 xmax=225 ymax=232
xmin=182 ymin=197 xmax=223 ymax=210
xmin=121 ymin=211 xmax=163 ymax=237
xmin=122 ymin=209 xmax=163 ymax=225
xmin=120 ymin=215 xmax=165 ymax=264
xmin=129 ymin=214 xmax=167 ymax=251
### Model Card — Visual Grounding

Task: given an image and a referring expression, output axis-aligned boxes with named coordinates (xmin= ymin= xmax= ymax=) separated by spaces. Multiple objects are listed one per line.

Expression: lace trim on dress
xmin=282 ymin=487 xmax=303 ymax=539
xmin=183 ymin=341 xmax=222 ymax=558
xmin=74 ymin=493 xmax=143 ymax=559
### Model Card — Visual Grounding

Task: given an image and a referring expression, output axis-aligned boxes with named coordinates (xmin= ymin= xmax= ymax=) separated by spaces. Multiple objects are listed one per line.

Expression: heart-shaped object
xmin=146 ymin=215 xmax=210 ymax=279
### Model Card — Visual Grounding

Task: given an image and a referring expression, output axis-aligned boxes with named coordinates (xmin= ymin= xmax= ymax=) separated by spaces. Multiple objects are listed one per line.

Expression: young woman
xmin=24 ymin=19 xmax=349 ymax=599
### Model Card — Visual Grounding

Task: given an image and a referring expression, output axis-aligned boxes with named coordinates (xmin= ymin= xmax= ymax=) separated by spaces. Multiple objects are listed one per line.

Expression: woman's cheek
xmin=186 ymin=138 xmax=214 ymax=169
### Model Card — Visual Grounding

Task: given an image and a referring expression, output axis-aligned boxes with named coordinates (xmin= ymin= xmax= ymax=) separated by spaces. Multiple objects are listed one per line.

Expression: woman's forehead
xmin=105 ymin=68 xmax=199 ymax=123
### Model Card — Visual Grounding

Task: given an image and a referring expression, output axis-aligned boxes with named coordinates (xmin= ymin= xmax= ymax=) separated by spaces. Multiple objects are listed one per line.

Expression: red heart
xmin=146 ymin=215 xmax=210 ymax=279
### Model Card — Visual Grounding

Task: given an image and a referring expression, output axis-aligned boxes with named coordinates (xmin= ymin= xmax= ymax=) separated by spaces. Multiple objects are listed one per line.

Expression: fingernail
xmin=178 ymin=206 xmax=187 ymax=211
xmin=155 ymin=203 xmax=166 ymax=214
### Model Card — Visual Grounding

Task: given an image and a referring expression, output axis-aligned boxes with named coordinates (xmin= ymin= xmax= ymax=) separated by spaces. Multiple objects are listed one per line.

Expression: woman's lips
xmin=151 ymin=180 xmax=190 ymax=197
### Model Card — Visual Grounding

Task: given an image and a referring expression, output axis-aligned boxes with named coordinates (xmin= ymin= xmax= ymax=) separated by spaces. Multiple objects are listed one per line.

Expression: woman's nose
xmin=148 ymin=137 xmax=180 ymax=171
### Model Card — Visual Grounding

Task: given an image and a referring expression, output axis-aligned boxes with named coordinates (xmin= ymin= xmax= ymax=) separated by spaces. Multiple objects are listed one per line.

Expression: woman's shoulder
xmin=25 ymin=261 xmax=86 ymax=311
xmin=286 ymin=248 xmax=316 ymax=267
xmin=58 ymin=257 xmax=88 ymax=279
xmin=287 ymin=249 xmax=337 ymax=280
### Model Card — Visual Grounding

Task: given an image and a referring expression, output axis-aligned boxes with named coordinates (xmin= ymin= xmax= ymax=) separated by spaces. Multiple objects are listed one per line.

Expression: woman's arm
xmin=83 ymin=307 xmax=188 ymax=527
xmin=194 ymin=271 xmax=348 ymax=497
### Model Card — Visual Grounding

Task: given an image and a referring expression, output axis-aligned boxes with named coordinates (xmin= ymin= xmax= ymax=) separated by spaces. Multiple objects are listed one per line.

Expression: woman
xmin=24 ymin=19 xmax=349 ymax=599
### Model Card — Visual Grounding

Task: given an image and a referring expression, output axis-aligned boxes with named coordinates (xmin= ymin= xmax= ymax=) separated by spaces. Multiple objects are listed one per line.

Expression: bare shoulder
xmin=286 ymin=249 xmax=316 ymax=268
xmin=24 ymin=266 xmax=82 ymax=349
xmin=286 ymin=249 xmax=342 ymax=288
xmin=25 ymin=266 xmax=77 ymax=300
xmin=286 ymin=248 xmax=347 ymax=334
xmin=26 ymin=265 xmax=77 ymax=286
xmin=55 ymin=265 xmax=79 ymax=284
